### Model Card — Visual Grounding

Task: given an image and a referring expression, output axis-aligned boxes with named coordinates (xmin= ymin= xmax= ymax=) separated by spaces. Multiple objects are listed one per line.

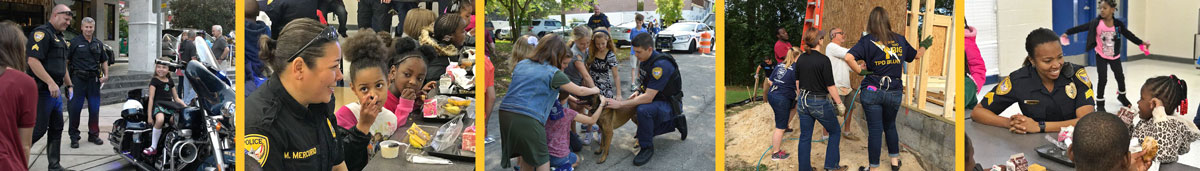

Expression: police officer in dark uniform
xmin=243 ymin=19 xmax=371 ymax=171
xmin=605 ymin=33 xmax=687 ymax=166
xmin=27 ymin=4 xmax=75 ymax=171
xmin=972 ymin=28 xmax=1096 ymax=134
xmin=66 ymin=17 xmax=108 ymax=148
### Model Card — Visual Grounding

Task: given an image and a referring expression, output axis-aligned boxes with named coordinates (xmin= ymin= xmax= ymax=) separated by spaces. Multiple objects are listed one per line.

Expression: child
xmin=144 ymin=57 xmax=186 ymax=155
xmin=420 ymin=14 xmax=467 ymax=83
xmin=498 ymin=34 xmax=600 ymax=170
xmin=335 ymin=30 xmax=399 ymax=137
xmin=565 ymin=26 xmax=599 ymax=145
xmin=547 ymin=96 xmax=608 ymax=170
xmin=1061 ymin=0 xmax=1150 ymax=111
xmin=384 ymin=36 xmax=439 ymax=126
xmin=588 ymin=28 xmax=623 ymax=100
xmin=1128 ymin=75 xmax=1198 ymax=163
xmin=1069 ymin=112 xmax=1152 ymax=171
xmin=508 ymin=35 xmax=537 ymax=71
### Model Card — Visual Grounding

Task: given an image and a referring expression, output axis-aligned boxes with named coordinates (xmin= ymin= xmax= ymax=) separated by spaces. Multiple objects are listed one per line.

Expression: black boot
xmin=1117 ymin=92 xmax=1132 ymax=107
xmin=88 ymin=136 xmax=103 ymax=145
xmin=69 ymin=139 xmax=78 ymax=148
xmin=1096 ymin=98 xmax=1107 ymax=112
xmin=47 ymin=139 xmax=68 ymax=171
xmin=676 ymin=115 xmax=688 ymax=141
xmin=633 ymin=146 xmax=654 ymax=166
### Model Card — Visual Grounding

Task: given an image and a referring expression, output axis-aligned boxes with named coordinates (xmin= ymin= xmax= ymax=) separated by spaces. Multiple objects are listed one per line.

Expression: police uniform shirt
xmin=26 ymin=24 xmax=69 ymax=88
xmin=639 ymin=52 xmax=676 ymax=97
xmin=68 ymin=35 xmax=107 ymax=73
xmin=244 ymin=77 xmax=347 ymax=171
xmin=846 ymin=33 xmax=916 ymax=89
xmin=794 ymin=51 xmax=835 ymax=94
xmin=979 ymin=63 xmax=1095 ymax=122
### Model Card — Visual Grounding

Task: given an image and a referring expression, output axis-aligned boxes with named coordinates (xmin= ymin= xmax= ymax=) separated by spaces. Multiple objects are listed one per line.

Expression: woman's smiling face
xmin=1029 ymin=42 xmax=1064 ymax=81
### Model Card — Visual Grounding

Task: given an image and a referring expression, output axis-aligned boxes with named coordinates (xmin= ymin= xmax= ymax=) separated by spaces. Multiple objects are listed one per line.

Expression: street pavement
xmin=485 ymin=51 xmax=716 ymax=170
xmin=27 ymin=103 xmax=139 ymax=171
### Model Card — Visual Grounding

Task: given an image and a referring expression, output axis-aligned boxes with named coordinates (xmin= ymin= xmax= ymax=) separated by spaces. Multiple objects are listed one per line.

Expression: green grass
xmin=725 ymin=85 xmax=758 ymax=105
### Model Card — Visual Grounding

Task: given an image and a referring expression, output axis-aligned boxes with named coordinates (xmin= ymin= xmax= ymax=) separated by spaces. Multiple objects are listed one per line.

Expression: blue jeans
xmin=795 ymin=94 xmax=841 ymax=170
xmin=68 ymin=76 xmax=102 ymax=139
xmin=548 ymin=152 xmax=577 ymax=171
xmin=859 ymin=87 xmax=902 ymax=167
xmin=766 ymin=92 xmax=795 ymax=129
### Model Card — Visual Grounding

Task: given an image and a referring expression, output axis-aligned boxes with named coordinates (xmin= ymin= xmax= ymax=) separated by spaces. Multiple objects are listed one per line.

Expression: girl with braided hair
xmin=1129 ymin=75 xmax=1198 ymax=163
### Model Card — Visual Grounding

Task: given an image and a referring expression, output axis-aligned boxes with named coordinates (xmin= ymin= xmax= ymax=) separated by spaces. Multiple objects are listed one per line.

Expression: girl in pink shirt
xmin=1061 ymin=0 xmax=1149 ymax=111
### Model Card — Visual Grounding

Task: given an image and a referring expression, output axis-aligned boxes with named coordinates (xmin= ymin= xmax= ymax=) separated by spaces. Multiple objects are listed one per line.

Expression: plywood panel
xmin=820 ymin=0 xmax=908 ymax=48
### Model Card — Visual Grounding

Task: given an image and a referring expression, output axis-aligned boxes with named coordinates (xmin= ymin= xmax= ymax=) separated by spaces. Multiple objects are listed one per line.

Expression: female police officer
xmin=243 ymin=18 xmax=372 ymax=171
xmin=971 ymin=28 xmax=1096 ymax=134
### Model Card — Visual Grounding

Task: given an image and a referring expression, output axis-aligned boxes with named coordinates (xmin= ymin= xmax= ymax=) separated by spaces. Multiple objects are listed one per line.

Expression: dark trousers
xmin=33 ymin=87 xmax=65 ymax=167
xmin=635 ymin=101 xmax=680 ymax=149
xmin=384 ymin=2 xmax=418 ymax=36
xmin=860 ymin=88 xmax=902 ymax=167
xmin=68 ymin=74 xmax=101 ymax=140
xmin=356 ymin=0 xmax=379 ymax=31
xmin=1095 ymin=54 xmax=1127 ymax=99
xmin=321 ymin=1 xmax=349 ymax=36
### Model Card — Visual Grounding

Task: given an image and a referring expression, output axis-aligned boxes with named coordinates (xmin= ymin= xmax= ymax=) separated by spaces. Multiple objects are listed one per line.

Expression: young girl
xmin=508 ymin=35 xmax=537 ymax=71
xmin=1128 ymin=75 xmax=1197 ymax=163
xmin=420 ymin=14 xmax=467 ymax=83
xmin=335 ymin=30 xmax=399 ymax=138
xmin=384 ymin=36 xmax=439 ymax=127
xmin=1061 ymin=0 xmax=1150 ymax=111
xmin=546 ymin=53 xmax=610 ymax=170
xmin=144 ymin=57 xmax=186 ymax=155
xmin=498 ymin=34 xmax=600 ymax=171
xmin=587 ymin=28 xmax=623 ymax=102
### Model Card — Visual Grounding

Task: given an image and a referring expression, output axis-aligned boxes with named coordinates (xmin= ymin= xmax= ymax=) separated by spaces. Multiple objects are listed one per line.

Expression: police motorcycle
xmin=111 ymin=59 xmax=235 ymax=171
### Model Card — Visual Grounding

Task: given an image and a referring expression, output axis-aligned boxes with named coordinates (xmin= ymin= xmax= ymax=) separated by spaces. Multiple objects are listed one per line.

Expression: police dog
xmin=586 ymin=95 xmax=638 ymax=164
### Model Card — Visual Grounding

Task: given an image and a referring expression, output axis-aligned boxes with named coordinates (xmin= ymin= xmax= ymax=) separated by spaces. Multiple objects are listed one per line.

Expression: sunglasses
xmin=57 ymin=11 xmax=74 ymax=17
xmin=287 ymin=26 xmax=339 ymax=62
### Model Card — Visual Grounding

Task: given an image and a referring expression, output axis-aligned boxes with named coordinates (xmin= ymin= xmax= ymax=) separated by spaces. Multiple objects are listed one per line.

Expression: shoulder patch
xmin=33 ymin=31 xmax=44 ymax=42
xmin=996 ymin=77 xmax=1012 ymax=95
xmin=652 ymin=67 xmax=663 ymax=79
xmin=1076 ymin=68 xmax=1091 ymax=88
xmin=245 ymin=134 xmax=270 ymax=166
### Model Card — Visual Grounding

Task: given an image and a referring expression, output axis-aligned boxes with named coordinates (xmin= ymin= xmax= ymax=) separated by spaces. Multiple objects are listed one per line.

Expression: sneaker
xmin=143 ymin=147 xmax=158 ymax=156
xmin=770 ymin=151 xmax=790 ymax=160
xmin=580 ymin=131 xmax=592 ymax=145
xmin=590 ymin=125 xmax=601 ymax=143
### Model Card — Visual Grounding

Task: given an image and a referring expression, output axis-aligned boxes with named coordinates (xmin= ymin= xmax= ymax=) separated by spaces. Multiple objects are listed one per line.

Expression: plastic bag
xmin=431 ymin=115 xmax=464 ymax=152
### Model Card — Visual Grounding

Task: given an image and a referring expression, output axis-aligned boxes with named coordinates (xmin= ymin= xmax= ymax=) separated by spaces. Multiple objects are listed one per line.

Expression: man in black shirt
xmin=587 ymin=4 xmax=611 ymax=29
xmin=27 ymin=4 xmax=74 ymax=171
xmin=66 ymin=17 xmax=108 ymax=148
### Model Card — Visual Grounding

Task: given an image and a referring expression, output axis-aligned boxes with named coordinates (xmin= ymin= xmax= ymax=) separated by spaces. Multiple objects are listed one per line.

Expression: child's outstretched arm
xmin=561 ymin=82 xmax=601 ymax=97
xmin=1062 ymin=20 xmax=1095 ymax=37
xmin=575 ymin=98 xmax=608 ymax=125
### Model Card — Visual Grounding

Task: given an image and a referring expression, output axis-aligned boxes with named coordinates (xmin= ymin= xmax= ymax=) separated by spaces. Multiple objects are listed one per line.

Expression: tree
xmin=655 ymin=0 xmax=682 ymax=26
xmin=167 ymin=0 xmax=234 ymax=32
xmin=724 ymin=0 xmax=807 ymax=86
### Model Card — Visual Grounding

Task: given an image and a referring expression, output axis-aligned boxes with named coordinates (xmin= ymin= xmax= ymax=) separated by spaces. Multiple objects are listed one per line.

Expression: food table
xmin=966 ymin=121 xmax=1199 ymax=170
xmin=361 ymin=120 xmax=475 ymax=170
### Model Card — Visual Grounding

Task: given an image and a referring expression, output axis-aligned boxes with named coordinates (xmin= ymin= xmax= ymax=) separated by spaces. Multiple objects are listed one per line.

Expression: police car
xmin=655 ymin=22 xmax=713 ymax=53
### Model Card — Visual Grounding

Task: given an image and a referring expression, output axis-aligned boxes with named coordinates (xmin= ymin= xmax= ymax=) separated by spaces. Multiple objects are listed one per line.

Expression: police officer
xmin=243 ymin=19 xmax=371 ymax=171
xmin=66 ymin=17 xmax=108 ymax=148
xmin=604 ymin=33 xmax=687 ymax=166
xmin=27 ymin=4 xmax=74 ymax=171
xmin=972 ymin=28 xmax=1096 ymax=134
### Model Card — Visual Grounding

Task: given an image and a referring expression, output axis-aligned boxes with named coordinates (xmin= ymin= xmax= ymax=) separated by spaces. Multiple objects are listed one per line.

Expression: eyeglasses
xmin=56 ymin=11 xmax=74 ymax=17
xmin=287 ymin=26 xmax=339 ymax=62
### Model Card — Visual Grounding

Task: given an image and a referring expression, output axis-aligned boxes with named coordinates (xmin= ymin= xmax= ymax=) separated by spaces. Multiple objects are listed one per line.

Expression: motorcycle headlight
xmin=221 ymin=102 xmax=234 ymax=117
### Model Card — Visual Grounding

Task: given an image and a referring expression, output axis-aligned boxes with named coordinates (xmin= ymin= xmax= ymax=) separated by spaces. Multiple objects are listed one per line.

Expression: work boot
xmin=676 ymin=115 xmax=688 ymax=141
xmin=47 ymin=139 xmax=70 ymax=171
xmin=633 ymin=147 xmax=654 ymax=166
xmin=88 ymin=136 xmax=104 ymax=145
xmin=69 ymin=140 xmax=78 ymax=148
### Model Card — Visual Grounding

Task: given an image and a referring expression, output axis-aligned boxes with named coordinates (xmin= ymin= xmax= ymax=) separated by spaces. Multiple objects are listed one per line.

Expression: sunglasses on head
xmin=57 ymin=11 xmax=74 ymax=17
xmin=287 ymin=26 xmax=339 ymax=62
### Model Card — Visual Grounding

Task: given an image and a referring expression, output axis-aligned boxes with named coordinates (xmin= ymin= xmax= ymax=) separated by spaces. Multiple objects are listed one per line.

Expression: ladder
xmin=802 ymin=0 xmax=824 ymax=32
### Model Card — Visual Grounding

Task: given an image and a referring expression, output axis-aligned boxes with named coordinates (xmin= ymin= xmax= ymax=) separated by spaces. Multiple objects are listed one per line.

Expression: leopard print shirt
xmin=1130 ymin=118 xmax=1200 ymax=163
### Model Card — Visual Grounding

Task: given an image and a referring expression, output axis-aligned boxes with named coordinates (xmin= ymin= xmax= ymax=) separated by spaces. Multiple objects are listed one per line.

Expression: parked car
xmin=523 ymin=19 xmax=565 ymax=37
xmin=610 ymin=22 xmax=640 ymax=46
xmin=655 ymin=22 xmax=714 ymax=53
xmin=490 ymin=20 xmax=511 ymax=40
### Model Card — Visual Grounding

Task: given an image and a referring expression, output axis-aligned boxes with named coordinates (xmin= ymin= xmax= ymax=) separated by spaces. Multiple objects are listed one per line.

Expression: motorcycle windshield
xmin=184 ymin=61 xmax=234 ymax=105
